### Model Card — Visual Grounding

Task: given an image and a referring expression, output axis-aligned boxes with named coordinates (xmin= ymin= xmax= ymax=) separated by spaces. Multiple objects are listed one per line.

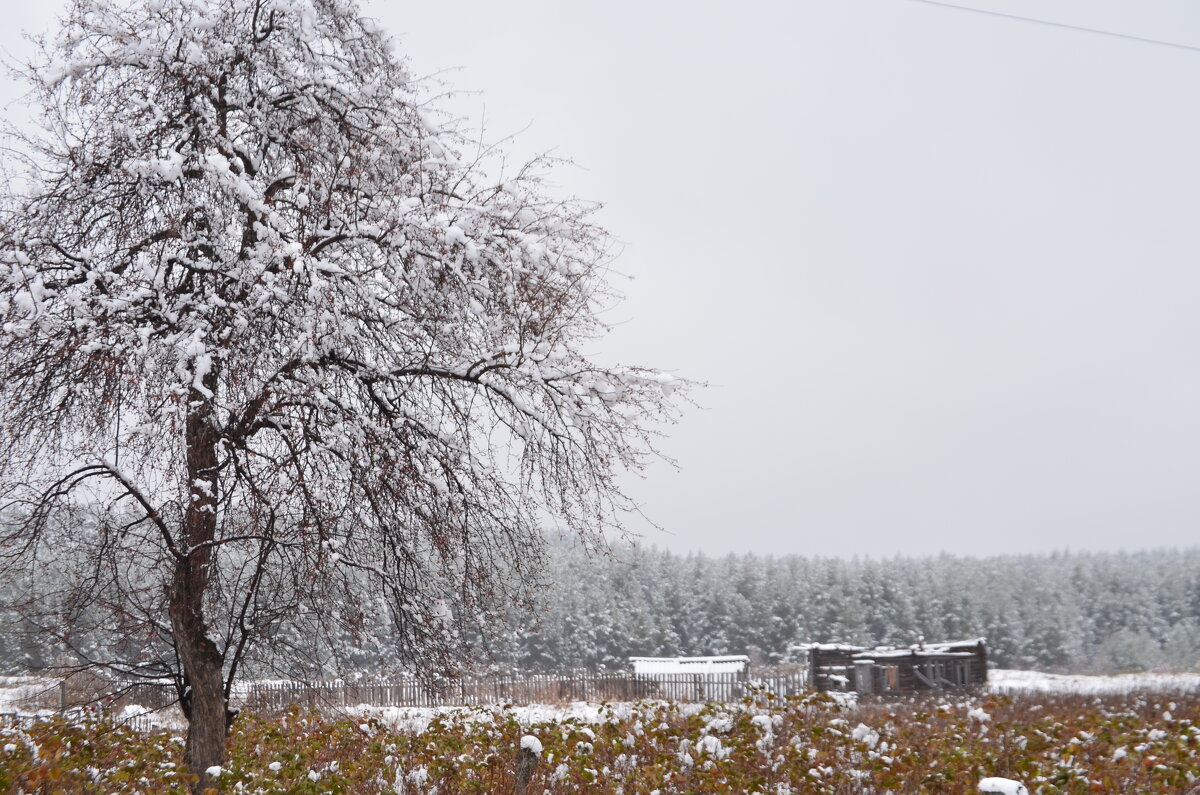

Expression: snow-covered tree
xmin=0 ymin=0 xmax=686 ymax=785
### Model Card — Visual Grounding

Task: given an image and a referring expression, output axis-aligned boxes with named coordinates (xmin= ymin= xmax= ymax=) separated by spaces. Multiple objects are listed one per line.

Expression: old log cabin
xmin=807 ymin=638 xmax=988 ymax=695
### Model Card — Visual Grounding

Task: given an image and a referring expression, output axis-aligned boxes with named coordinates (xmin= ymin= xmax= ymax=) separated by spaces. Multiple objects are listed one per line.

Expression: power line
xmin=907 ymin=0 xmax=1200 ymax=53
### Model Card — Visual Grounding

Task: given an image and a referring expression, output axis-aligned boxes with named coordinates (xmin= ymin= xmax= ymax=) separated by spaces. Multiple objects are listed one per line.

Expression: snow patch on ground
xmin=979 ymin=776 xmax=1028 ymax=794
xmin=989 ymin=669 xmax=1200 ymax=695
xmin=354 ymin=700 xmax=709 ymax=733
xmin=0 ymin=677 xmax=54 ymax=711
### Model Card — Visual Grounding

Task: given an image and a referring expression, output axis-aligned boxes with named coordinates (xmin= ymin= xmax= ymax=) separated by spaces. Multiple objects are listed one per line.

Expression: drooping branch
xmin=1 ymin=0 xmax=690 ymax=784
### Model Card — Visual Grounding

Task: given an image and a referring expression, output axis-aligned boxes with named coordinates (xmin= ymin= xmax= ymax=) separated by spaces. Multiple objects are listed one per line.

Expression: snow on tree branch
xmin=0 ymin=0 xmax=691 ymax=782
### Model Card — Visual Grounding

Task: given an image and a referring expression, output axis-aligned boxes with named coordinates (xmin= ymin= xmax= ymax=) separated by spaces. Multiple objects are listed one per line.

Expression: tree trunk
xmin=172 ymin=584 xmax=227 ymax=792
xmin=171 ymin=375 xmax=227 ymax=793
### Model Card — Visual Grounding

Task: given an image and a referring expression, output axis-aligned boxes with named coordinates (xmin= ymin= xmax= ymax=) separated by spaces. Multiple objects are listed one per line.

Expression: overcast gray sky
xmin=4 ymin=0 xmax=1199 ymax=558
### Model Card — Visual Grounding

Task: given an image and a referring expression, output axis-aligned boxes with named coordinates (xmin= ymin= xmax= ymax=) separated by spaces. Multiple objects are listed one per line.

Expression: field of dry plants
xmin=2 ymin=688 xmax=1199 ymax=793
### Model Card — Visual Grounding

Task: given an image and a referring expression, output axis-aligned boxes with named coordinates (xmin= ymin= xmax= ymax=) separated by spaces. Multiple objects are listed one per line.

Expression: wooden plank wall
xmin=812 ymin=643 xmax=989 ymax=694
xmin=809 ymin=648 xmax=858 ymax=692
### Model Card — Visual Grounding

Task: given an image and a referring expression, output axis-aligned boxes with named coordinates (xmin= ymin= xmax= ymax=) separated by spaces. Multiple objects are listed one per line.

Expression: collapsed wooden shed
xmin=806 ymin=638 xmax=987 ymax=695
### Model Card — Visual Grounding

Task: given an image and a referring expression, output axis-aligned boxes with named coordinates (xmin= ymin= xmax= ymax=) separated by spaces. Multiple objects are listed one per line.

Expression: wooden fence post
xmin=513 ymin=737 xmax=540 ymax=795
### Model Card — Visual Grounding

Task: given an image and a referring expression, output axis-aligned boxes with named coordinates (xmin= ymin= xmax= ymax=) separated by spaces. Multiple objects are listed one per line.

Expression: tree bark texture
xmin=171 ymin=374 xmax=228 ymax=792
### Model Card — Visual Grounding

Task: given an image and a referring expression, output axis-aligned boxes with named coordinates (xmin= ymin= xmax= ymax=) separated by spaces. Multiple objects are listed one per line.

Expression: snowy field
xmin=989 ymin=668 xmax=1200 ymax=695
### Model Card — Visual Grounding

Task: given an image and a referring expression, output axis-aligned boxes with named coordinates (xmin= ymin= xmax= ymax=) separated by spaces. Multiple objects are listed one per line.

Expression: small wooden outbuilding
xmin=806 ymin=638 xmax=987 ymax=695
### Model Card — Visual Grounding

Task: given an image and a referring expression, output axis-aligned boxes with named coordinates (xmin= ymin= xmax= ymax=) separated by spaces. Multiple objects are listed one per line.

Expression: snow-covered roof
xmin=916 ymin=638 xmax=986 ymax=651
xmin=629 ymin=655 xmax=750 ymax=674
xmin=806 ymin=638 xmax=986 ymax=660
xmin=855 ymin=650 xmax=979 ymax=660
xmin=792 ymin=643 xmax=866 ymax=652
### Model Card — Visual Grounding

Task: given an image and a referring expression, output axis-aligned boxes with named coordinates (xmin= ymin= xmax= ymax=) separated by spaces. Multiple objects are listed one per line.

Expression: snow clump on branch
xmin=0 ymin=0 xmax=691 ymax=778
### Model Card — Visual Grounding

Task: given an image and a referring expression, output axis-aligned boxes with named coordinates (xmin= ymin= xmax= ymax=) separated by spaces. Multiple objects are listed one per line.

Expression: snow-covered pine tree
xmin=0 ymin=0 xmax=686 ymax=785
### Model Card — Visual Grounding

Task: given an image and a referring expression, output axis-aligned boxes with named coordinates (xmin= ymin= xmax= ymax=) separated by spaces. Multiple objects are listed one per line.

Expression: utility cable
xmin=907 ymin=0 xmax=1200 ymax=53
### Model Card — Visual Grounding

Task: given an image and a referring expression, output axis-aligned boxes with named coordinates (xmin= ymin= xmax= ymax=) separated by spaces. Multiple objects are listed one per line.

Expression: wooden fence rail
xmin=233 ymin=671 xmax=809 ymax=712
xmin=3 ymin=670 xmax=811 ymax=723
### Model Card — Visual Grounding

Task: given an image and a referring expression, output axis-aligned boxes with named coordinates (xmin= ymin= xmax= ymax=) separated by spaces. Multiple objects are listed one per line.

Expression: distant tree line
xmin=3 ymin=542 xmax=1197 ymax=677
xmin=480 ymin=544 xmax=1200 ymax=675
